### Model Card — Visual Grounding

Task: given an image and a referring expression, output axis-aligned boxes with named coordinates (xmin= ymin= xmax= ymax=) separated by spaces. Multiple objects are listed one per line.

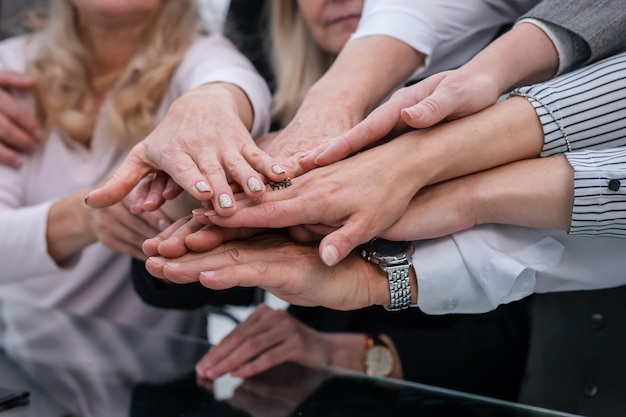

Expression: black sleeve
xmin=131 ymin=258 xmax=258 ymax=310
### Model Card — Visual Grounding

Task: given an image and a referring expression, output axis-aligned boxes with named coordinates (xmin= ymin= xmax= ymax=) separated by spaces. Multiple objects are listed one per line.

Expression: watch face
xmin=365 ymin=345 xmax=393 ymax=377
xmin=370 ymin=238 xmax=408 ymax=256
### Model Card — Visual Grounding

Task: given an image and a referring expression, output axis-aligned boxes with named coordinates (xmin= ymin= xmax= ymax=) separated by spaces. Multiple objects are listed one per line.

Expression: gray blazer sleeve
xmin=521 ymin=0 xmax=626 ymax=69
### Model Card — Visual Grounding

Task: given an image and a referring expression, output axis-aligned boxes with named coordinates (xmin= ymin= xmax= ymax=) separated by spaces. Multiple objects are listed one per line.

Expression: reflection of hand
xmin=145 ymin=234 xmax=392 ymax=310
xmin=0 ymin=70 xmax=42 ymax=168
xmin=205 ymin=133 xmax=425 ymax=266
xmin=224 ymin=363 xmax=329 ymax=417
xmin=85 ymin=83 xmax=286 ymax=216
xmin=196 ymin=304 xmax=333 ymax=380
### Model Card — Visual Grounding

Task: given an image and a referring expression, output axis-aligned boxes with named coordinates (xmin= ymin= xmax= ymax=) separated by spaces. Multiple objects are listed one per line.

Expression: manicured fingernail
xmin=157 ymin=219 xmax=171 ymax=231
xmin=247 ymin=177 xmax=263 ymax=192
xmin=272 ymin=165 xmax=285 ymax=174
xmin=195 ymin=181 xmax=211 ymax=193
xmin=321 ymin=245 xmax=339 ymax=266
xmin=218 ymin=194 xmax=234 ymax=209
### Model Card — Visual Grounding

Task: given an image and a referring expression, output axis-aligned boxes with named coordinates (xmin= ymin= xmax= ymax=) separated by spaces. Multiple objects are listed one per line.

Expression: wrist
xmin=361 ymin=238 xmax=418 ymax=309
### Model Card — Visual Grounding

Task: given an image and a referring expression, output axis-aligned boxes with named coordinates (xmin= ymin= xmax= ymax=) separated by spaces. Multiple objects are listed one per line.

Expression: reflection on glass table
xmin=0 ymin=298 xmax=584 ymax=417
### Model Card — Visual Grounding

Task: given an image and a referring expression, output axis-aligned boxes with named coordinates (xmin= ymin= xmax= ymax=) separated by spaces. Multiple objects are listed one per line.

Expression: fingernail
xmin=247 ymin=177 xmax=263 ymax=192
xmin=195 ymin=181 xmax=211 ymax=193
xmin=272 ymin=165 xmax=285 ymax=175
xmin=321 ymin=245 xmax=339 ymax=266
xmin=192 ymin=208 xmax=205 ymax=216
xmin=402 ymin=108 xmax=420 ymax=119
xmin=218 ymin=194 xmax=234 ymax=209
xmin=157 ymin=219 xmax=171 ymax=231
xmin=84 ymin=193 xmax=91 ymax=205
xmin=148 ymin=256 xmax=166 ymax=267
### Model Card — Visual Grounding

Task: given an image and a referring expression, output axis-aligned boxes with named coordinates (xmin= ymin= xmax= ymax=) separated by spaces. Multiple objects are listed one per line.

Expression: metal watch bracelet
xmin=385 ymin=264 xmax=412 ymax=311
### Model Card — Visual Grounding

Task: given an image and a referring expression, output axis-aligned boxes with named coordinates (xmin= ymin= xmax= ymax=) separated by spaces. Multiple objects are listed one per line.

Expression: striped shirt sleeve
xmin=566 ymin=148 xmax=626 ymax=237
xmin=510 ymin=51 xmax=626 ymax=237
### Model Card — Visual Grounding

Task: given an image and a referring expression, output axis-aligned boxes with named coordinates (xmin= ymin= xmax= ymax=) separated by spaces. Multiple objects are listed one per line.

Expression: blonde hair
xmin=26 ymin=0 xmax=199 ymax=148
xmin=270 ymin=0 xmax=334 ymax=127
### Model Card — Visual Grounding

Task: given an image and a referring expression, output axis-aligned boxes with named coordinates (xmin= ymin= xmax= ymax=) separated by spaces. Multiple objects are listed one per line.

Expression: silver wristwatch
xmin=360 ymin=238 xmax=415 ymax=311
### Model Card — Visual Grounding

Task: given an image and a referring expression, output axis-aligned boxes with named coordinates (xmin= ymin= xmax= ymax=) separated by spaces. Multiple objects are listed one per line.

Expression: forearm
xmin=305 ymin=36 xmax=424 ymax=120
xmin=410 ymin=96 xmax=544 ymax=186
xmin=471 ymin=156 xmax=574 ymax=231
xmin=461 ymin=22 xmax=558 ymax=96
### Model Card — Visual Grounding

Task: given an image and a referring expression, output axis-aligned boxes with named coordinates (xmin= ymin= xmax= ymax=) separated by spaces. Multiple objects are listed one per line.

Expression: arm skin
xmin=203 ymin=96 xmax=544 ymax=266
xmin=194 ymin=304 xmax=403 ymax=380
xmin=47 ymin=185 xmax=175 ymax=264
xmin=0 ymin=70 xmax=42 ymax=168
xmin=382 ymin=155 xmax=575 ymax=242
xmin=301 ymin=22 xmax=558 ymax=168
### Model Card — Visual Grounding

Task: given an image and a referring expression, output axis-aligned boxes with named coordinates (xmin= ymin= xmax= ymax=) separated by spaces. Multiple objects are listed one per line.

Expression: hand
xmin=0 ymin=70 xmax=42 ymax=168
xmin=145 ymin=233 xmax=392 ymax=310
xmin=89 ymin=195 xmax=173 ymax=261
xmin=220 ymin=363 xmax=329 ymax=417
xmin=196 ymin=304 xmax=334 ymax=380
xmin=205 ymin=133 xmax=426 ymax=266
xmin=301 ymin=69 xmax=500 ymax=168
xmin=260 ymin=96 xmax=365 ymax=178
xmin=84 ymin=83 xmax=287 ymax=215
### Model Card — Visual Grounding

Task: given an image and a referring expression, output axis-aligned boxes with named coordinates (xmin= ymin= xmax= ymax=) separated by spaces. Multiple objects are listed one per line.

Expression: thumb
xmin=318 ymin=223 xmax=371 ymax=266
xmin=85 ymin=155 xmax=151 ymax=208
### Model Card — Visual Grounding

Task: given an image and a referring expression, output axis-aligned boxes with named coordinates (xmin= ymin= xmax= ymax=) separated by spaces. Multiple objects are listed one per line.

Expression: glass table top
xmin=0 ymin=298 xmax=583 ymax=417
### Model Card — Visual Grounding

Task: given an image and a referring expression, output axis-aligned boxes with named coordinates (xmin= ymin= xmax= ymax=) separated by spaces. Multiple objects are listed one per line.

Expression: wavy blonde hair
xmin=270 ymin=0 xmax=334 ymax=127
xmin=26 ymin=0 xmax=199 ymax=148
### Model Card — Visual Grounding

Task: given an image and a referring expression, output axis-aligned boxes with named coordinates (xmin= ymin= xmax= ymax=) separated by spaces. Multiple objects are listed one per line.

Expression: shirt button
xmin=608 ymin=179 xmax=621 ymax=191
xmin=583 ymin=380 xmax=599 ymax=397
xmin=443 ymin=300 xmax=457 ymax=311
xmin=589 ymin=313 xmax=605 ymax=331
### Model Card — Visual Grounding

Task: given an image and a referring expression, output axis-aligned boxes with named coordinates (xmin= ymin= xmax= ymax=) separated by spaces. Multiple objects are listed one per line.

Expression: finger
xmin=156 ymin=217 xmax=205 ymax=257
xmin=0 ymin=143 xmax=25 ymax=169
xmin=162 ymin=176 xmax=183 ymax=200
xmin=0 ymin=111 xmax=38 ymax=154
xmin=0 ymin=89 xmax=40 ymax=140
xmin=142 ymin=215 xmax=192 ymax=257
xmin=401 ymin=90 xmax=454 ymax=129
xmin=129 ymin=174 xmax=155 ymax=214
xmin=318 ymin=221 xmax=373 ymax=266
xmin=240 ymin=140 xmax=287 ymax=191
xmin=141 ymin=172 xmax=169 ymax=212
xmin=0 ymin=71 xmax=36 ymax=89
xmin=84 ymin=152 xmax=153 ymax=208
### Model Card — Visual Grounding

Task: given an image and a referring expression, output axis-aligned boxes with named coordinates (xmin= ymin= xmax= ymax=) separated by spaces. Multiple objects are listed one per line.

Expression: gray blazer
xmin=522 ymin=0 xmax=626 ymax=70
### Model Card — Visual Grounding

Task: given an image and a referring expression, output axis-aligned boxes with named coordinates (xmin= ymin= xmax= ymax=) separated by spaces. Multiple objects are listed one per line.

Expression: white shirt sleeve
xmin=351 ymin=0 xmax=541 ymax=78
xmin=414 ymin=224 xmax=626 ymax=315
